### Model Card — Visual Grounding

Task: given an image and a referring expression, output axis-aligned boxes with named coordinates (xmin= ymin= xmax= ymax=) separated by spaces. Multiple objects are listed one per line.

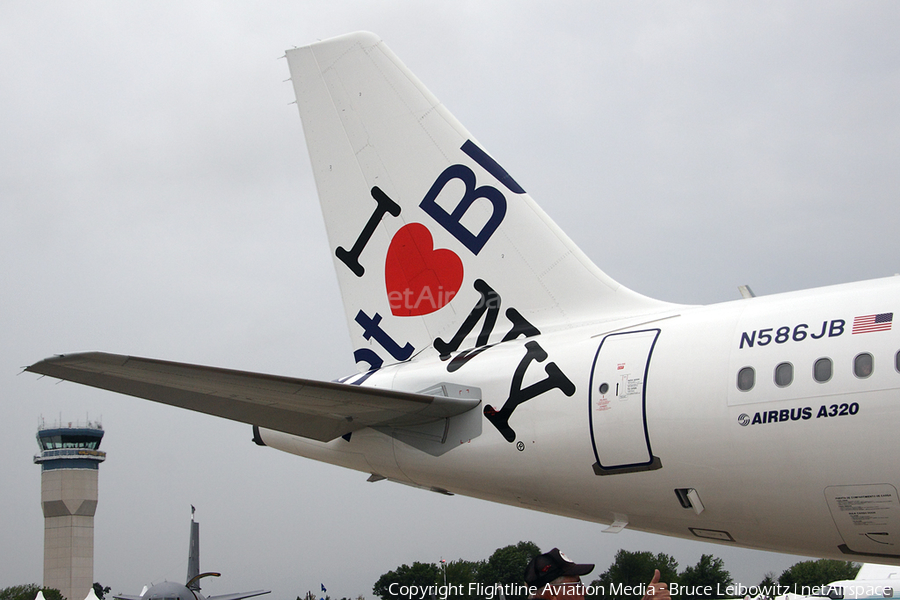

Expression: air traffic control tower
xmin=34 ymin=420 xmax=106 ymax=600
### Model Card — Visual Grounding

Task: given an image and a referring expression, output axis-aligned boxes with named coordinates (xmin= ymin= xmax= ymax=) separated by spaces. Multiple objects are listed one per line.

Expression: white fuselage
xmin=260 ymin=276 xmax=900 ymax=562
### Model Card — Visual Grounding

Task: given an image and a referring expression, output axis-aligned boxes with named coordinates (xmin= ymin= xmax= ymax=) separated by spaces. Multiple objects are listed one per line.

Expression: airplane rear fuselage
xmin=260 ymin=275 xmax=900 ymax=563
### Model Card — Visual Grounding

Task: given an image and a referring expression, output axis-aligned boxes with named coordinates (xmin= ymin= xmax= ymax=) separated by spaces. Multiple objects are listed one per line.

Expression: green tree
xmin=678 ymin=555 xmax=732 ymax=599
xmin=373 ymin=562 xmax=441 ymax=600
xmin=589 ymin=550 xmax=679 ymax=600
xmin=475 ymin=541 xmax=542 ymax=600
xmin=443 ymin=558 xmax=484 ymax=599
xmin=0 ymin=586 xmax=64 ymax=600
xmin=778 ymin=560 xmax=860 ymax=594
xmin=754 ymin=571 xmax=778 ymax=596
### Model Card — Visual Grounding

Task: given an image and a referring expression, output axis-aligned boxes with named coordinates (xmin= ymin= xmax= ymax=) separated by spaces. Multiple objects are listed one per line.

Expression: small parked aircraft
xmin=114 ymin=509 xmax=268 ymax=600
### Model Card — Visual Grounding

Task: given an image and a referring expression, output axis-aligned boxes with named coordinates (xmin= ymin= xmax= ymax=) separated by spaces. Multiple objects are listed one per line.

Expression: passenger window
xmin=775 ymin=362 xmax=793 ymax=387
xmin=737 ymin=367 xmax=755 ymax=391
xmin=895 ymin=350 xmax=900 ymax=373
xmin=854 ymin=353 xmax=874 ymax=378
xmin=814 ymin=358 xmax=832 ymax=383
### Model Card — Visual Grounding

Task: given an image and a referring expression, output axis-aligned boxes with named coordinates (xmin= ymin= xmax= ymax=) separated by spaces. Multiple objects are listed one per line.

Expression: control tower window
xmin=37 ymin=430 xmax=103 ymax=451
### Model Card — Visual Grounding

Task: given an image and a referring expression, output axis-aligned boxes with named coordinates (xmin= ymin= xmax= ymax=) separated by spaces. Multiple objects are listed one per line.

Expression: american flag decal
xmin=852 ymin=312 xmax=893 ymax=334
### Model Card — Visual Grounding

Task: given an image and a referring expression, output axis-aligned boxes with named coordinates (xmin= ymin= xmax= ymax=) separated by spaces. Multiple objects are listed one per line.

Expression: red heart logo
xmin=385 ymin=223 xmax=463 ymax=317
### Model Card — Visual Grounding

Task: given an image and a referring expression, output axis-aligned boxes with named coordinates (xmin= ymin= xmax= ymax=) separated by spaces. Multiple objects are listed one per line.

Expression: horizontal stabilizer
xmin=207 ymin=592 xmax=271 ymax=600
xmin=26 ymin=353 xmax=480 ymax=442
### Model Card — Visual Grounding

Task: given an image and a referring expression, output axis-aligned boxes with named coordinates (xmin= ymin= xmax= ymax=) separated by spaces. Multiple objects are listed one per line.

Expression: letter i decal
xmin=335 ymin=186 xmax=401 ymax=277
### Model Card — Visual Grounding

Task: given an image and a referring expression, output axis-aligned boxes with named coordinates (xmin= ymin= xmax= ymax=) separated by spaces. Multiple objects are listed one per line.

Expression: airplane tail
xmin=286 ymin=32 xmax=673 ymax=371
xmin=186 ymin=515 xmax=200 ymax=590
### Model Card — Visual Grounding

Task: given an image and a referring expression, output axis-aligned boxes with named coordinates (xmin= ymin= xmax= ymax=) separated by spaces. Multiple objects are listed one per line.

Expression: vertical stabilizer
xmin=186 ymin=515 xmax=200 ymax=590
xmin=286 ymin=32 xmax=675 ymax=371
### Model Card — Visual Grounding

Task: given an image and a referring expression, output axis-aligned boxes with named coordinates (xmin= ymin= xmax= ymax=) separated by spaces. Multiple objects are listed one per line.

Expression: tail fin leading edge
xmin=286 ymin=32 xmax=670 ymax=371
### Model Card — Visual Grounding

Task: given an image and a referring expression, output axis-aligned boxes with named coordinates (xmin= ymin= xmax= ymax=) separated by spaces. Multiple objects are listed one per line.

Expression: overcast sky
xmin=3 ymin=2 xmax=900 ymax=599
